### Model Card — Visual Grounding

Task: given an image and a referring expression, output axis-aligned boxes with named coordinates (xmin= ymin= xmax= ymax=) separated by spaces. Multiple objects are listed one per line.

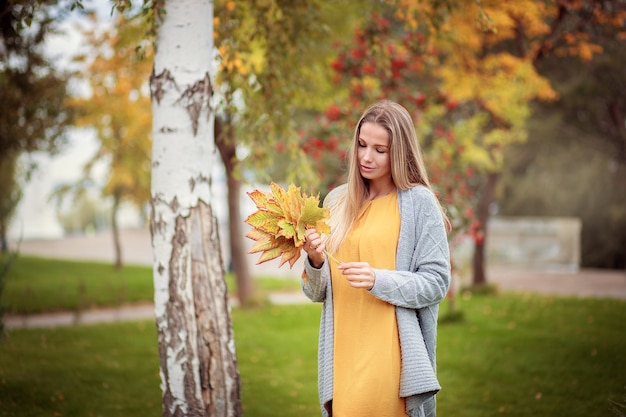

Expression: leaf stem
xmin=324 ymin=250 xmax=343 ymax=266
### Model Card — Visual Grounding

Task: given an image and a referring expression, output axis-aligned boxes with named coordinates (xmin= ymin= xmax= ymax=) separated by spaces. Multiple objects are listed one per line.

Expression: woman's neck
xmin=366 ymin=180 xmax=396 ymax=200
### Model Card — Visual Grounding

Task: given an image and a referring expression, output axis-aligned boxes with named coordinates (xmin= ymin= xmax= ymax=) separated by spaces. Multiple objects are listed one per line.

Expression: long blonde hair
xmin=325 ymin=100 xmax=449 ymax=254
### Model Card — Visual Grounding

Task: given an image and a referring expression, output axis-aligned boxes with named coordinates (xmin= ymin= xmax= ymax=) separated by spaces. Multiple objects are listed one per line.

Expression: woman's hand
xmin=338 ymin=262 xmax=376 ymax=290
xmin=304 ymin=228 xmax=325 ymax=268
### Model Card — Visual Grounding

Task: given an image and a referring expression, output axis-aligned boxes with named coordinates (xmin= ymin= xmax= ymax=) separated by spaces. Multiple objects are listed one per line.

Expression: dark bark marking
xmin=189 ymin=173 xmax=212 ymax=193
xmin=177 ymin=72 xmax=213 ymax=136
xmin=149 ymin=196 xmax=168 ymax=238
xmin=150 ymin=68 xmax=177 ymax=105
xmin=169 ymin=196 xmax=179 ymax=213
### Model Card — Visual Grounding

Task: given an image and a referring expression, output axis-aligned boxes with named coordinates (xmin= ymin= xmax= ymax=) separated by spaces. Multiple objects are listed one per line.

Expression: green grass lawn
xmin=437 ymin=293 xmax=626 ymax=416
xmin=1 ymin=294 xmax=625 ymax=417
xmin=1 ymin=256 xmax=301 ymax=314
xmin=1 ymin=256 xmax=625 ymax=416
xmin=0 ymin=320 xmax=161 ymax=417
xmin=1 ymin=256 xmax=155 ymax=314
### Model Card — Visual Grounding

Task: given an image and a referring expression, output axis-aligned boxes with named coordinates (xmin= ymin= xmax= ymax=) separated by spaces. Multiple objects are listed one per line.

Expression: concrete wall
xmin=486 ymin=216 xmax=582 ymax=272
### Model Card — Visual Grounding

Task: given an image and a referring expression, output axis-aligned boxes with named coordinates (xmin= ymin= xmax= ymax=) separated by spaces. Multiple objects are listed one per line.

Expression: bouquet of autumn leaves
xmin=245 ymin=182 xmax=331 ymax=268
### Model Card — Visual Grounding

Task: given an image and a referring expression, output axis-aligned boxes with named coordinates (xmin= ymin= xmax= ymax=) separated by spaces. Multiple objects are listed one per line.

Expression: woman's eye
xmin=376 ymin=148 xmax=386 ymax=153
xmin=358 ymin=141 xmax=366 ymax=147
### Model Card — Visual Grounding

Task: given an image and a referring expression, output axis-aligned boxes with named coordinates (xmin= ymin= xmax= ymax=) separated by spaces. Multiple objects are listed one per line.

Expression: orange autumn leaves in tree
xmin=66 ymin=14 xmax=152 ymax=207
xmin=245 ymin=182 xmax=330 ymax=268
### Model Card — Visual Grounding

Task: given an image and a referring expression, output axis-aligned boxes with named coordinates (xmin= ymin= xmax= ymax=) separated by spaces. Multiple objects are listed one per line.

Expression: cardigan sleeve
xmin=301 ymin=259 xmax=329 ymax=302
xmin=369 ymin=186 xmax=451 ymax=309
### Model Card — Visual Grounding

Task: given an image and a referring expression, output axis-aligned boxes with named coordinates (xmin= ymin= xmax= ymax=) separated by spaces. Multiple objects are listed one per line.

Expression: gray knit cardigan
xmin=302 ymin=184 xmax=451 ymax=417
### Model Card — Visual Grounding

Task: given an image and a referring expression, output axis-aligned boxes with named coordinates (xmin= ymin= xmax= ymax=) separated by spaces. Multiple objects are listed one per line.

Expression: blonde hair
xmin=325 ymin=100 xmax=449 ymax=254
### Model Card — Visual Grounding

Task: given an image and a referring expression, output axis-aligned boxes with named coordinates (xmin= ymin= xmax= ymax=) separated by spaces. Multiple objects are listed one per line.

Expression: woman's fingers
xmin=303 ymin=228 xmax=325 ymax=267
xmin=304 ymin=229 xmax=323 ymax=252
xmin=338 ymin=262 xmax=375 ymax=290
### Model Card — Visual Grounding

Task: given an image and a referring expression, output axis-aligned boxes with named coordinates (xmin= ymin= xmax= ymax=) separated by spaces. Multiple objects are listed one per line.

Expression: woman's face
xmin=357 ymin=122 xmax=392 ymax=184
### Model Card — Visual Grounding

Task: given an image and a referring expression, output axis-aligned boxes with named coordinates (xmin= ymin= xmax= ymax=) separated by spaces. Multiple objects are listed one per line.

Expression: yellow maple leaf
xmin=244 ymin=182 xmax=330 ymax=268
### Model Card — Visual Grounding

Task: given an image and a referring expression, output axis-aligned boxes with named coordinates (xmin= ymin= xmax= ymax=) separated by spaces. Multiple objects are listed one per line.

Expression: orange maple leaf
xmin=245 ymin=182 xmax=330 ymax=268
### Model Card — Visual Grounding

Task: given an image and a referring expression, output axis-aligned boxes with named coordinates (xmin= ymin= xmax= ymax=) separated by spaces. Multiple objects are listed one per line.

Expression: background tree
xmin=395 ymin=0 xmax=626 ymax=284
xmin=213 ymin=0 xmax=358 ymax=305
xmin=0 ymin=155 xmax=22 ymax=253
xmin=300 ymin=11 xmax=480 ymax=223
xmin=0 ymin=0 xmax=75 ymax=251
xmin=410 ymin=1 xmax=558 ymax=287
xmin=498 ymin=8 xmax=626 ymax=269
xmin=149 ymin=0 xmax=241 ymax=414
xmin=296 ymin=0 xmax=625 ymax=284
xmin=297 ymin=3 xmax=536 ymax=290
xmin=0 ymin=154 xmax=22 ymax=332
xmin=555 ymin=20 xmax=626 ymax=166
xmin=494 ymin=0 xmax=626 ymax=271
xmin=59 ymin=12 xmax=152 ymax=270
xmin=296 ymin=10 xmax=481 ymax=316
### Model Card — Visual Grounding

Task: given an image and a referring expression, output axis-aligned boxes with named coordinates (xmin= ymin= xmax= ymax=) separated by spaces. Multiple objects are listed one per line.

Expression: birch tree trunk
xmin=149 ymin=1 xmax=242 ymax=416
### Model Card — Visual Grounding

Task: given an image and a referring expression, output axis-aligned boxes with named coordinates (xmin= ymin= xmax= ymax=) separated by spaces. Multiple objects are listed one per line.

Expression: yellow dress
xmin=331 ymin=191 xmax=408 ymax=417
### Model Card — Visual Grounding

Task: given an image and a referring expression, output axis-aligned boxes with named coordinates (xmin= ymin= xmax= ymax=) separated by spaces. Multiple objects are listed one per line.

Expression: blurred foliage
xmin=0 ymin=0 xmax=84 ymax=331
xmin=554 ymin=43 xmax=626 ymax=167
xmin=3 ymin=0 xmax=622 ymax=271
xmin=297 ymin=10 xmax=481 ymax=242
xmin=0 ymin=0 xmax=75 ymax=157
xmin=55 ymin=191 xmax=111 ymax=235
xmin=61 ymin=12 xmax=152 ymax=215
xmin=291 ymin=0 xmax=626 ymax=277
xmin=498 ymin=2 xmax=626 ymax=269
xmin=59 ymin=11 xmax=152 ymax=269
xmin=214 ymin=0 xmax=364 ymax=189
xmin=499 ymin=64 xmax=626 ymax=269
xmin=0 ymin=0 xmax=77 ymax=247
xmin=213 ymin=0 xmax=367 ymax=304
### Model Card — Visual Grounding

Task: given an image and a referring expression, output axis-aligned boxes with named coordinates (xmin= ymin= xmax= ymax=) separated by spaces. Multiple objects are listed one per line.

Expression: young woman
xmin=302 ymin=100 xmax=451 ymax=417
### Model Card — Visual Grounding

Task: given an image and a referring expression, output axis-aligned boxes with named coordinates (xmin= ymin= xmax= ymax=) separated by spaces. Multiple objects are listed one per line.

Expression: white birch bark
xmin=149 ymin=1 xmax=241 ymax=416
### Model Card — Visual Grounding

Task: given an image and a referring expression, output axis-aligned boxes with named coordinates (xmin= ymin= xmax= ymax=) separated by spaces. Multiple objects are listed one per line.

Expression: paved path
xmin=5 ymin=228 xmax=625 ymax=329
xmin=4 ymin=293 xmax=312 ymax=329
xmin=485 ymin=265 xmax=626 ymax=300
